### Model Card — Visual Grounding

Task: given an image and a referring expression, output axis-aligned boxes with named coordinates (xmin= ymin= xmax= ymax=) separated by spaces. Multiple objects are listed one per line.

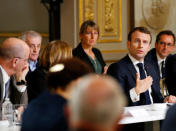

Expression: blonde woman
xmin=73 ymin=20 xmax=108 ymax=74
xmin=27 ymin=40 xmax=72 ymax=102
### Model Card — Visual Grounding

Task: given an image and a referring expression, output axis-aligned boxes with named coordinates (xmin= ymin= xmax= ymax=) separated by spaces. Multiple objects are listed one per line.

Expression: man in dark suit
xmin=108 ymin=27 xmax=164 ymax=106
xmin=19 ymin=31 xmax=42 ymax=103
xmin=0 ymin=37 xmax=29 ymax=104
xmin=145 ymin=30 xmax=175 ymax=97
xmin=107 ymin=27 xmax=176 ymax=131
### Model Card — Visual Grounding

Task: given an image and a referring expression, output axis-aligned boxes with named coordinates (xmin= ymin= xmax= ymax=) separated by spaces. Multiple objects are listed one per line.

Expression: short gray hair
xmin=69 ymin=74 xmax=127 ymax=128
xmin=19 ymin=30 xmax=42 ymax=41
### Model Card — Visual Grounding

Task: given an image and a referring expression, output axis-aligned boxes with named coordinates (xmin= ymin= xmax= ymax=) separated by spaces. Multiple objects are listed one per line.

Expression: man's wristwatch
xmin=16 ymin=80 xmax=27 ymax=85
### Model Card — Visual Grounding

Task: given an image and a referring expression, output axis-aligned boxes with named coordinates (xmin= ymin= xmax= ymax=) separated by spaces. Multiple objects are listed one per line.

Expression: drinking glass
xmin=13 ymin=104 xmax=27 ymax=125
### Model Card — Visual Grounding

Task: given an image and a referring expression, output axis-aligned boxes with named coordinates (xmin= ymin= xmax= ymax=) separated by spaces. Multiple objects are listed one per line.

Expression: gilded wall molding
xmin=0 ymin=33 xmax=49 ymax=38
xmin=79 ymin=0 xmax=122 ymax=43
xmin=101 ymin=49 xmax=128 ymax=53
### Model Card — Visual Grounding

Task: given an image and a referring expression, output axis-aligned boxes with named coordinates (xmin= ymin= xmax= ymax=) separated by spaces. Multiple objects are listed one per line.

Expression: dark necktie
xmin=4 ymin=79 xmax=10 ymax=99
xmin=161 ymin=61 xmax=166 ymax=78
xmin=137 ymin=63 xmax=151 ymax=105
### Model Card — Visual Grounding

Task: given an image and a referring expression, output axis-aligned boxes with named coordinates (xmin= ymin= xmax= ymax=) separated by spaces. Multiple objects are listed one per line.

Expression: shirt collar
xmin=156 ymin=52 xmax=166 ymax=64
xmin=128 ymin=54 xmax=144 ymax=65
xmin=0 ymin=65 xmax=10 ymax=84
xmin=28 ymin=59 xmax=38 ymax=65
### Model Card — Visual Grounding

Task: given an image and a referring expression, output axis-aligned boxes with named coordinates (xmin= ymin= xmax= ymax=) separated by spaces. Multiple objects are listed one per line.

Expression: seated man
xmin=19 ymin=31 xmax=42 ymax=103
xmin=145 ymin=30 xmax=176 ymax=97
xmin=107 ymin=27 xmax=164 ymax=106
xmin=107 ymin=27 xmax=175 ymax=106
xmin=0 ymin=37 xmax=29 ymax=104
xmin=68 ymin=74 xmax=127 ymax=131
xmin=19 ymin=30 xmax=42 ymax=74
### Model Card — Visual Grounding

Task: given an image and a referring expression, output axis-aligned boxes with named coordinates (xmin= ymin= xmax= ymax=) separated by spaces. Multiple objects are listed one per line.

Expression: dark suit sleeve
xmin=107 ymin=64 xmax=122 ymax=85
xmin=107 ymin=63 xmax=125 ymax=90
xmin=165 ymin=55 xmax=176 ymax=96
xmin=10 ymin=76 xmax=28 ymax=105
xmin=107 ymin=63 xmax=135 ymax=106
xmin=27 ymin=69 xmax=46 ymax=102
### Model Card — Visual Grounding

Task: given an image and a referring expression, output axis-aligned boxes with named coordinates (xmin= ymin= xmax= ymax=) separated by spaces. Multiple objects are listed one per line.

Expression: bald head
xmin=69 ymin=75 xmax=127 ymax=129
xmin=0 ymin=37 xmax=29 ymax=59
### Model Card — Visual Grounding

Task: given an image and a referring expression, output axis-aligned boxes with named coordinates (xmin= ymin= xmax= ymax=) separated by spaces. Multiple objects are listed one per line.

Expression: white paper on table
xmin=0 ymin=120 xmax=9 ymax=126
xmin=120 ymin=108 xmax=150 ymax=124
xmin=128 ymin=108 xmax=150 ymax=118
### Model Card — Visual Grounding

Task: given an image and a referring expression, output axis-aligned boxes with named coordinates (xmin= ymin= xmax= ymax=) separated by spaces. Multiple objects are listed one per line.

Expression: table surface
xmin=0 ymin=103 xmax=172 ymax=130
xmin=0 ymin=121 xmax=20 ymax=131
xmin=119 ymin=103 xmax=171 ymax=124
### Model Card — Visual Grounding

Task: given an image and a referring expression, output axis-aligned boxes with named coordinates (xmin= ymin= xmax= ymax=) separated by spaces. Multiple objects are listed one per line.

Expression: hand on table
xmin=164 ymin=95 xmax=176 ymax=103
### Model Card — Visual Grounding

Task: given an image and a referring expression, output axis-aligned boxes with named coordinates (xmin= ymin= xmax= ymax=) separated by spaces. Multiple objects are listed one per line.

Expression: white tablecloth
xmin=0 ymin=120 xmax=20 ymax=131
xmin=0 ymin=103 xmax=172 ymax=130
xmin=120 ymin=103 xmax=171 ymax=124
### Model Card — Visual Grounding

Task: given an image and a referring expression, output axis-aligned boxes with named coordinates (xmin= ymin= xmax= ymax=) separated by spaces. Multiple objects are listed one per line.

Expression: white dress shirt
xmin=156 ymin=53 xmax=166 ymax=78
xmin=28 ymin=60 xmax=38 ymax=72
xmin=128 ymin=54 xmax=153 ymax=103
xmin=0 ymin=65 xmax=10 ymax=99
xmin=0 ymin=65 xmax=26 ymax=99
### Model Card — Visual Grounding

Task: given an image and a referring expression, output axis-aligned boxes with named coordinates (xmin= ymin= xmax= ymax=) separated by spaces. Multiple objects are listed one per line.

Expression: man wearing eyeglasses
xmin=19 ymin=31 xmax=42 ymax=103
xmin=145 ymin=30 xmax=175 ymax=99
xmin=0 ymin=37 xmax=30 ymax=104
xmin=19 ymin=30 xmax=42 ymax=74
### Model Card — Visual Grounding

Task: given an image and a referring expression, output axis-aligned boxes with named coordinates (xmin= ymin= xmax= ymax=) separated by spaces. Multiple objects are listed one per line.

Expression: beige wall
xmin=0 ymin=0 xmax=132 ymax=64
xmin=0 ymin=0 xmax=49 ymax=45
xmin=60 ymin=0 xmax=78 ymax=48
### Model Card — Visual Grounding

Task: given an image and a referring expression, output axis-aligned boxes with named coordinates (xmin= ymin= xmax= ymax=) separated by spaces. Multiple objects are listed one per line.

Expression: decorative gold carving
xmin=0 ymin=33 xmax=49 ymax=38
xmin=79 ymin=0 xmax=122 ymax=43
xmin=79 ymin=0 xmax=96 ymax=27
xmin=84 ymin=0 xmax=94 ymax=21
xmin=101 ymin=49 xmax=128 ymax=53
xmin=104 ymin=0 xmax=114 ymax=32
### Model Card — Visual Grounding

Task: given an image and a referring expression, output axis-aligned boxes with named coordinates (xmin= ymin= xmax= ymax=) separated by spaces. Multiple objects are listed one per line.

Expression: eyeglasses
xmin=28 ymin=44 xmax=41 ymax=50
xmin=159 ymin=42 xmax=175 ymax=47
xmin=14 ymin=57 xmax=28 ymax=62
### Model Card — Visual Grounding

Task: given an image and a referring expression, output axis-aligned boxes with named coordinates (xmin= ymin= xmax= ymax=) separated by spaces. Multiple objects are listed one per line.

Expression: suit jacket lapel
xmin=145 ymin=60 xmax=158 ymax=78
xmin=144 ymin=62 xmax=151 ymax=76
xmin=125 ymin=55 xmax=137 ymax=80
xmin=153 ymin=51 xmax=160 ymax=77
xmin=78 ymin=43 xmax=95 ymax=71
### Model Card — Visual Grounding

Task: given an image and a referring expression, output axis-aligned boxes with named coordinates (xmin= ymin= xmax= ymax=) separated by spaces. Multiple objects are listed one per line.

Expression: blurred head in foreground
xmin=68 ymin=74 xmax=127 ymax=131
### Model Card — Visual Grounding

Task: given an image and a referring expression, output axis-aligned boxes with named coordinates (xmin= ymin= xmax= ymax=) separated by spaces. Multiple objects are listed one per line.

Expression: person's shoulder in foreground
xmin=162 ymin=104 xmax=176 ymax=131
xmin=21 ymin=90 xmax=68 ymax=131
